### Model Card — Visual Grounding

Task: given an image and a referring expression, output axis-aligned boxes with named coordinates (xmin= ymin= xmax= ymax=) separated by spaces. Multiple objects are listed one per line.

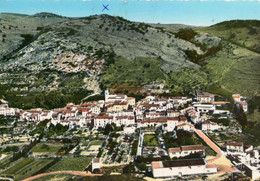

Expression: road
xmin=194 ymin=128 xmax=237 ymax=173
xmin=22 ymin=171 xmax=102 ymax=181
xmin=194 ymin=129 xmax=221 ymax=162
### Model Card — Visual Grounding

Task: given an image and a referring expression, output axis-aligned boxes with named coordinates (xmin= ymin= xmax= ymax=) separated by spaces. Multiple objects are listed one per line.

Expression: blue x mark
xmin=102 ymin=4 xmax=109 ymax=12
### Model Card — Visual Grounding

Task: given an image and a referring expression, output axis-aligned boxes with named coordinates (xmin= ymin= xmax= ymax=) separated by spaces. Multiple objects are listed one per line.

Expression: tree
xmin=104 ymin=124 xmax=112 ymax=135
xmin=234 ymin=105 xmax=247 ymax=128
xmin=92 ymin=169 xmax=101 ymax=174
xmin=136 ymin=162 xmax=147 ymax=171
xmin=175 ymin=28 xmax=198 ymax=41
xmin=123 ymin=164 xmax=135 ymax=173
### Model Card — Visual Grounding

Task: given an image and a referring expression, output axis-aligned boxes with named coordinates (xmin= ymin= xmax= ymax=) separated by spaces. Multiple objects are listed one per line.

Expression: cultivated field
xmin=48 ymin=157 xmax=92 ymax=172
xmin=31 ymin=144 xmax=62 ymax=153
xmin=1 ymin=158 xmax=54 ymax=180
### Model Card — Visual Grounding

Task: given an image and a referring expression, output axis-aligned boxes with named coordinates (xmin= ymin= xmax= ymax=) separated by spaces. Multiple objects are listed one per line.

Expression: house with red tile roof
xmin=168 ymin=145 xmax=205 ymax=158
xmin=226 ymin=141 xmax=244 ymax=154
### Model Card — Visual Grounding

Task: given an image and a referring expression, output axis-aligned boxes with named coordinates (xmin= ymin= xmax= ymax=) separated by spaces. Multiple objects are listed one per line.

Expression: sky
xmin=0 ymin=0 xmax=259 ymax=26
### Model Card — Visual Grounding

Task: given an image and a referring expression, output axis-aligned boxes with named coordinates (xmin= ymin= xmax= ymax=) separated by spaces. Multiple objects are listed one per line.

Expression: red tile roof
xmin=226 ymin=142 xmax=243 ymax=147
xmin=181 ymin=145 xmax=204 ymax=151
xmin=168 ymin=148 xmax=181 ymax=153
xmin=152 ymin=162 xmax=162 ymax=169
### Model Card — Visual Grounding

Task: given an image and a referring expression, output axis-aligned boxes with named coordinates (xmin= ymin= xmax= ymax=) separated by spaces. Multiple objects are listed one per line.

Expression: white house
xmin=166 ymin=117 xmax=179 ymax=132
xmin=93 ymin=113 xmax=113 ymax=129
xmin=92 ymin=158 xmax=101 ymax=172
xmin=123 ymin=126 xmax=136 ymax=134
xmin=242 ymin=164 xmax=260 ymax=180
xmin=145 ymin=111 xmax=166 ymax=119
xmin=167 ymin=110 xmax=180 ymax=117
xmin=226 ymin=141 xmax=244 ymax=154
xmin=113 ymin=116 xmax=135 ymax=127
xmin=186 ymin=109 xmax=200 ymax=124
xmin=237 ymin=102 xmax=248 ymax=113
xmin=152 ymin=158 xmax=217 ymax=178
xmin=176 ymin=123 xmax=193 ymax=132
xmin=193 ymin=103 xmax=215 ymax=113
xmin=0 ymin=104 xmax=15 ymax=116
xmin=137 ymin=118 xmax=167 ymax=128
xmin=201 ymin=121 xmax=219 ymax=132
xmin=40 ymin=111 xmax=53 ymax=121
xmin=232 ymin=94 xmax=241 ymax=102
xmin=168 ymin=145 xmax=205 ymax=158
xmin=196 ymin=91 xmax=215 ymax=103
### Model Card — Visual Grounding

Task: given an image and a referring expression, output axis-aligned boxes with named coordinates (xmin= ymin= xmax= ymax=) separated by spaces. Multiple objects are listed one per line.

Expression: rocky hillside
xmin=0 ymin=13 xmax=68 ymax=60
xmin=0 ymin=13 xmax=259 ymax=110
xmin=0 ymin=13 xmax=214 ymax=99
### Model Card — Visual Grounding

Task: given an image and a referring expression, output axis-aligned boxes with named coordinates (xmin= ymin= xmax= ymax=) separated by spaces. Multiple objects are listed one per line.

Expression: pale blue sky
xmin=0 ymin=0 xmax=259 ymax=26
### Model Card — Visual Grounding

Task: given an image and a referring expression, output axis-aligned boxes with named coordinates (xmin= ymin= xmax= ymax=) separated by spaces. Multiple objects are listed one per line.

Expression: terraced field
xmin=47 ymin=157 xmax=92 ymax=172
xmin=1 ymin=158 xmax=54 ymax=180
xmin=204 ymin=42 xmax=260 ymax=97
xmin=31 ymin=144 xmax=62 ymax=153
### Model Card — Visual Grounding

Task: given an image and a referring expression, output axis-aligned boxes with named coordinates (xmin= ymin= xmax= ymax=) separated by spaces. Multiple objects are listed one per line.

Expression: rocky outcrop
xmin=193 ymin=33 xmax=222 ymax=48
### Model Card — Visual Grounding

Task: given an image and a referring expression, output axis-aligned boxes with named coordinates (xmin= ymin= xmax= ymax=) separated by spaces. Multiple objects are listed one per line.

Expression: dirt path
xmin=22 ymin=171 xmax=102 ymax=181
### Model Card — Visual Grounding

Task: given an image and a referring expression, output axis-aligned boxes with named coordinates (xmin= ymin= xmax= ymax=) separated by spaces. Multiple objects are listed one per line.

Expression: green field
xmin=31 ymin=144 xmax=62 ymax=153
xmin=48 ymin=157 xmax=92 ymax=172
xmin=0 ymin=154 xmax=12 ymax=170
xmin=143 ymin=134 xmax=159 ymax=147
xmin=1 ymin=158 xmax=54 ymax=180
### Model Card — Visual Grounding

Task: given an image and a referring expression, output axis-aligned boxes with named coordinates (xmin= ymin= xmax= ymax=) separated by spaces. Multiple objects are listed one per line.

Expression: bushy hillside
xmin=199 ymin=20 xmax=260 ymax=53
xmin=0 ymin=13 xmax=259 ymax=112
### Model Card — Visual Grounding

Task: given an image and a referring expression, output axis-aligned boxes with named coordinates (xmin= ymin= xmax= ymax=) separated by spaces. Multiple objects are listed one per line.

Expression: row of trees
xmin=234 ymin=105 xmax=248 ymax=128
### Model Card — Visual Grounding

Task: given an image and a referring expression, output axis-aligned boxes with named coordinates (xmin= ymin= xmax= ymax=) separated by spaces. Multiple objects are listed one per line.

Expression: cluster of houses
xmin=1 ymin=90 xmax=255 ymax=179
xmin=226 ymin=141 xmax=260 ymax=180
xmin=232 ymin=94 xmax=248 ymax=112
xmin=0 ymin=104 xmax=15 ymax=116
xmin=1 ymin=90 xmax=249 ymax=134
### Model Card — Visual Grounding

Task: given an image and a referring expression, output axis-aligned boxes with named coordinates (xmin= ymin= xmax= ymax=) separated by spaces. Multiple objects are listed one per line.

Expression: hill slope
xmin=0 ymin=14 xmax=259 ymax=110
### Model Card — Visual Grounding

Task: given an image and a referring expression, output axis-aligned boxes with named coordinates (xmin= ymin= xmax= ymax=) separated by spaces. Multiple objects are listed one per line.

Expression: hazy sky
xmin=0 ymin=0 xmax=259 ymax=26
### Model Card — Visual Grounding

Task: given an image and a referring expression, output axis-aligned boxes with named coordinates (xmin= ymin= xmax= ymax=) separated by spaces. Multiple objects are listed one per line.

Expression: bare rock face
xmin=53 ymin=52 xmax=105 ymax=75
xmin=83 ymin=77 xmax=102 ymax=94
xmin=193 ymin=33 xmax=222 ymax=48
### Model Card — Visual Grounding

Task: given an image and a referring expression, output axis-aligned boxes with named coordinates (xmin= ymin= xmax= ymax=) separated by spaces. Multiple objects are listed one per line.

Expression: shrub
xmin=123 ymin=164 xmax=135 ymax=173
xmin=175 ymin=28 xmax=198 ymax=41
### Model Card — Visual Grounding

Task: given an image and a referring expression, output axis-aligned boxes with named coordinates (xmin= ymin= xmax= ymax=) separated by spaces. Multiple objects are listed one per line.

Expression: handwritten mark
xmin=102 ymin=4 xmax=109 ymax=12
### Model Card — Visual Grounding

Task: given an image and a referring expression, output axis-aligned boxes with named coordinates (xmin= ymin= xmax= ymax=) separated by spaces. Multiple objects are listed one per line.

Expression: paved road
xmin=194 ymin=128 xmax=237 ymax=173
xmin=22 ymin=171 xmax=102 ymax=181
xmin=194 ymin=129 xmax=221 ymax=162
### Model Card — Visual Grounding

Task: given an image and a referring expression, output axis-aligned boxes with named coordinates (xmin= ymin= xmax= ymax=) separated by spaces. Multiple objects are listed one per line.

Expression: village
xmin=0 ymin=90 xmax=259 ymax=180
